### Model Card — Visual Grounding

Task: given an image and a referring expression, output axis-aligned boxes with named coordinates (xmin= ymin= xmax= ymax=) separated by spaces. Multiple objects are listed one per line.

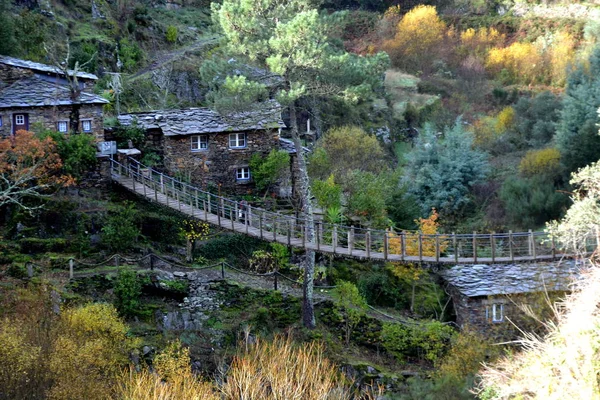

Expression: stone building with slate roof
xmin=0 ymin=55 xmax=108 ymax=141
xmin=117 ymin=102 xmax=286 ymax=193
xmin=439 ymin=261 xmax=585 ymax=338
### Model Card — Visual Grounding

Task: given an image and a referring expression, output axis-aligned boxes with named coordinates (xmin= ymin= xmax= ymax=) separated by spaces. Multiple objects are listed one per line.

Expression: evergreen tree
xmin=213 ymin=0 xmax=389 ymax=328
xmin=556 ymin=47 xmax=600 ymax=175
xmin=404 ymin=119 xmax=489 ymax=217
xmin=0 ymin=0 xmax=17 ymax=56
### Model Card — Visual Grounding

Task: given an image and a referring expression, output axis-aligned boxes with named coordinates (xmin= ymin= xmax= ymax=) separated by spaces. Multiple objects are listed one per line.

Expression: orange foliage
xmin=0 ymin=130 xmax=74 ymax=206
xmin=388 ymin=209 xmax=447 ymax=257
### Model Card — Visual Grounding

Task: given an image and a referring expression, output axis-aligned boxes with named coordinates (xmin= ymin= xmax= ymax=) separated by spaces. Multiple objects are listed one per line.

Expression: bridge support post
xmin=529 ymin=230 xmax=536 ymax=260
xmin=154 ymin=180 xmax=158 ymax=202
xmin=316 ymin=222 xmax=321 ymax=251
xmin=332 ymin=226 xmax=338 ymax=254
xmin=418 ymin=232 xmax=423 ymax=263
xmin=509 ymin=230 xmax=514 ymax=262
xmin=273 ymin=217 xmax=277 ymax=242
xmin=453 ymin=233 xmax=458 ymax=263
xmin=217 ymin=199 xmax=221 ymax=227
xmin=401 ymin=230 xmax=405 ymax=261
xmin=246 ymin=206 xmax=251 ymax=234
xmin=231 ymin=208 xmax=235 ymax=230
xmin=384 ymin=229 xmax=389 ymax=261
xmin=473 ymin=232 xmax=477 ymax=263
xmin=288 ymin=222 xmax=292 ymax=247
xmin=491 ymin=233 xmax=496 ymax=263
xmin=435 ymin=235 xmax=440 ymax=263
xmin=348 ymin=226 xmax=354 ymax=256
xmin=551 ymin=235 xmax=556 ymax=260
xmin=259 ymin=213 xmax=264 ymax=239
xmin=69 ymin=259 xmax=74 ymax=279
xmin=273 ymin=272 xmax=278 ymax=291
xmin=203 ymin=200 xmax=208 ymax=221
xmin=208 ymin=194 xmax=212 ymax=214
xmin=221 ymin=262 xmax=225 ymax=279
xmin=366 ymin=229 xmax=371 ymax=258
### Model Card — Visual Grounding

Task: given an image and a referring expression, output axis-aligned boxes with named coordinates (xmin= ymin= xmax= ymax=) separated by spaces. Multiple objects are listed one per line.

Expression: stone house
xmin=0 ymin=55 xmax=108 ymax=141
xmin=439 ymin=261 xmax=584 ymax=339
xmin=117 ymin=102 xmax=286 ymax=193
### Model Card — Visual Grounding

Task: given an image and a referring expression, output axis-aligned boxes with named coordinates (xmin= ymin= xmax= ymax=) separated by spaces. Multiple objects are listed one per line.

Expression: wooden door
xmin=12 ymin=113 xmax=29 ymax=134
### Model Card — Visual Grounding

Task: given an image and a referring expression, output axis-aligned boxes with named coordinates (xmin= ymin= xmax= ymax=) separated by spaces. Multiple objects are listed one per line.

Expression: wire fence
xmin=109 ymin=157 xmax=595 ymax=264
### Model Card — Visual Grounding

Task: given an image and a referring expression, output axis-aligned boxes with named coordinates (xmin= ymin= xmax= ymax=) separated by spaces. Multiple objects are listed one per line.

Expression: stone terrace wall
xmin=163 ymin=129 xmax=279 ymax=193
xmin=0 ymin=104 xmax=104 ymax=141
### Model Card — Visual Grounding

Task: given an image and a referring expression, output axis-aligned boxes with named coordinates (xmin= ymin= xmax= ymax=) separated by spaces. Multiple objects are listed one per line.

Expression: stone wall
xmin=162 ymin=129 xmax=279 ymax=193
xmin=0 ymin=104 xmax=104 ymax=141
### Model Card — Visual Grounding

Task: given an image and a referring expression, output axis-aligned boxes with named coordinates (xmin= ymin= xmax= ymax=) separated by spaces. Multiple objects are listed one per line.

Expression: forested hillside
xmin=1 ymin=0 xmax=600 ymax=398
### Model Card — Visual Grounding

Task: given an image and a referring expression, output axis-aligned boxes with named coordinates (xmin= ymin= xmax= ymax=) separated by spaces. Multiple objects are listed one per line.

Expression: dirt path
xmin=128 ymin=36 xmax=220 ymax=81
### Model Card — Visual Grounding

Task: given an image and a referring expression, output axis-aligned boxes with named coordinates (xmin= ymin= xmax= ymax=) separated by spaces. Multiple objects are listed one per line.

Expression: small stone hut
xmin=117 ymin=102 xmax=287 ymax=193
xmin=439 ymin=261 xmax=585 ymax=338
xmin=0 ymin=55 xmax=108 ymax=141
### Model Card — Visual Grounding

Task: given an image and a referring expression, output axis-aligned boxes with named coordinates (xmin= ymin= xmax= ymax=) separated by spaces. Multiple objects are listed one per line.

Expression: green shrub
xmin=7 ymin=263 xmax=28 ymax=279
xmin=164 ymin=279 xmax=189 ymax=294
xmin=381 ymin=320 xmax=455 ymax=363
xmin=196 ymin=234 xmax=265 ymax=265
xmin=113 ymin=268 xmax=142 ymax=317
xmin=101 ymin=202 xmax=141 ymax=252
xmin=166 ymin=25 xmax=178 ymax=43
xmin=249 ymin=150 xmax=290 ymax=192
xmin=19 ymin=238 xmax=68 ymax=254
xmin=37 ymin=131 xmax=97 ymax=179
xmin=110 ymin=123 xmax=145 ymax=149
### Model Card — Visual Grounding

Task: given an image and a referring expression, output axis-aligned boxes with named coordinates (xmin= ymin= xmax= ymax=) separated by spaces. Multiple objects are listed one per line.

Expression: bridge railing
xmin=110 ymin=157 xmax=594 ymax=263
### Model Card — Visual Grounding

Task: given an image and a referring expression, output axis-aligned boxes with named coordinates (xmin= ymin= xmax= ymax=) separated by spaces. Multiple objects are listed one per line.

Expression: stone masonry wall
xmin=0 ymin=104 xmax=104 ymax=142
xmin=163 ymin=129 xmax=279 ymax=193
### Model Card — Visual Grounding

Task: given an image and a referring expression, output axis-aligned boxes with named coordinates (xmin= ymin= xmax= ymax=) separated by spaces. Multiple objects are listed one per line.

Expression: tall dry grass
xmin=118 ymin=335 xmax=384 ymax=400
xmin=478 ymin=264 xmax=600 ymax=400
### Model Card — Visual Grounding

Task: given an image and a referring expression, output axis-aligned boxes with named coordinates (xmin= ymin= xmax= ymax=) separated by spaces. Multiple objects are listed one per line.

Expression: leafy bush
xmin=101 ymin=202 xmax=141 ymax=252
xmin=333 ymin=281 xmax=368 ymax=346
xmin=111 ymin=123 xmax=145 ymax=149
xmin=513 ymin=91 xmax=562 ymax=149
xmin=381 ymin=320 xmax=455 ymax=363
xmin=519 ymin=148 xmax=561 ymax=178
xmin=249 ymin=149 xmax=290 ymax=192
xmin=113 ymin=268 xmax=142 ymax=317
xmin=19 ymin=237 xmax=68 ymax=254
xmin=166 ymin=25 xmax=178 ymax=43
xmin=312 ymin=174 xmax=342 ymax=210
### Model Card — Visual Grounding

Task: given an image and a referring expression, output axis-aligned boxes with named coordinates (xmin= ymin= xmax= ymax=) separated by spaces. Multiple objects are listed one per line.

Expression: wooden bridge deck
xmin=112 ymin=172 xmax=570 ymax=265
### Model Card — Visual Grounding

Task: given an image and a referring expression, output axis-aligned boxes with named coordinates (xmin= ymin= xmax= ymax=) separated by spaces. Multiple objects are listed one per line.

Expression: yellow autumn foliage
xmin=550 ymin=30 xmax=576 ymax=86
xmin=486 ymin=41 xmax=545 ymax=84
xmin=459 ymin=27 xmax=505 ymax=57
xmin=388 ymin=208 xmax=446 ymax=257
xmin=383 ymin=5 xmax=446 ymax=70
xmin=519 ymin=148 xmax=561 ymax=177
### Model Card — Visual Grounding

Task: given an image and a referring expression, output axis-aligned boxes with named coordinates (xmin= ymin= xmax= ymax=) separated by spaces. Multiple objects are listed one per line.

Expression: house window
xmin=229 ymin=133 xmax=246 ymax=148
xmin=236 ymin=167 xmax=250 ymax=181
xmin=57 ymin=121 xmax=68 ymax=133
xmin=15 ymin=114 xmax=25 ymax=125
xmin=487 ymin=303 xmax=504 ymax=322
xmin=191 ymin=135 xmax=208 ymax=151
xmin=82 ymin=120 xmax=92 ymax=132
xmin=0 ymin=116 xmax=3 ymax=127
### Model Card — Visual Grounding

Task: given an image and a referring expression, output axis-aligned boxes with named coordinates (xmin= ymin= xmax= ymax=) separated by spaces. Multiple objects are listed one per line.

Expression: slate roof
xmin=0 ymin=77 xmax=109 ymax=108
xmin=279 ymin=137 xmax=310 ymax=154
xmin=118 ymin=101 xmax=285 ymax=136
xmin=0 ymin=55 xmax=98 ymax=80
xmin=439 ymin=261 xmax=586 ymax=297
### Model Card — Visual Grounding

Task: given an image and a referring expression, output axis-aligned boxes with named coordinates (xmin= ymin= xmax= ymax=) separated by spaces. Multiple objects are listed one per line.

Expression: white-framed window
xmin=236 ymin=167 xmax=250 ymax=181
xmin=229 ymin=133 xmax=246 ymax=148
xmin=81 ymin=120 xmax=92 ymax=132
xmin=487 ymin=303 xmax=504 ymax=322
xmin=57 ymin=121 xmax=69 ymax=133
xmin=191 ymin=135 xmax=208 ymax=151
xmin=15 ymin=114 xmax=25 ymax=125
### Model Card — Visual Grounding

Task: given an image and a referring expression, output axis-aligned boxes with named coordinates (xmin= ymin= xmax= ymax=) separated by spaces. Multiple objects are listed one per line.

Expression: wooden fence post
xmin=509 ymin=230 xmax=514 ymax=262
xmin=316 ymin=222 xmax=321 ymax=251
xmin=453 ymin=232 xmax=458 ymax=263
xmin=246 ymin=206 xmax=251 ymax=234
xmin=418 ymin=232 xmax=423 ymax=262
xmin=366 ymin=229 xmax=371 ymax=258
xmin=26 ymin=262 xmax=33 ymax=278
xmin=435 ymin=234 xmax=440 ymax=263
xmin=348 ymin=226 xmax=354 ymax=256
xmin=207 ymin=194 xmax=212 ymax=214
xmin=473 ymin=232 xmax=478 ymax=263
xmin=273 ymin=272 xmax=278 ymax=291
xmin=69 ymin=259 xmax=74 ymax=279
xmin=332 ymin=226 xmax=338 ymax=254
xmin=273 ymin=217 xmax=278 ymax=242
xmin=288 ymin=221 xmax=292 ymax=247
xmin=401 ymin=230 xmax=406 ymax=261
xmin=491 ymin=232 xmax=496 ymax=263
xmin=259 ymin=213 xmax=264 ymax=240
xmin=231 ymin=208 xmax=235 ymax=230
xmin=221 ymin=262 xmax=225 ymax=279
xmin=551 ymin=234 xmax=556 ymax=260
xmin=384 ymin=229 xmax=389 ymax=261
xmin=115 ymin=255 xmax=120 ymax=268
xmin=530 ymin=230 xmax=536 ymax=260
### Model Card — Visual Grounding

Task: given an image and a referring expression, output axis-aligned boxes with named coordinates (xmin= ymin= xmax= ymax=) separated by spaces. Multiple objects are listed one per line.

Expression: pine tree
xmin=556 ymin=47 xmax=600 ymax=175
xmin=213 ymin=0 xmax=389 ymax=328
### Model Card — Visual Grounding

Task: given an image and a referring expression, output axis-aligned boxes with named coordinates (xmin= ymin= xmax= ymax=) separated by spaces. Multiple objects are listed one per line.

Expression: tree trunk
xmin=69 ymin=103 xmax=81 ymax=134
xmin=290 ymin=102 xmax=316 ymax=329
